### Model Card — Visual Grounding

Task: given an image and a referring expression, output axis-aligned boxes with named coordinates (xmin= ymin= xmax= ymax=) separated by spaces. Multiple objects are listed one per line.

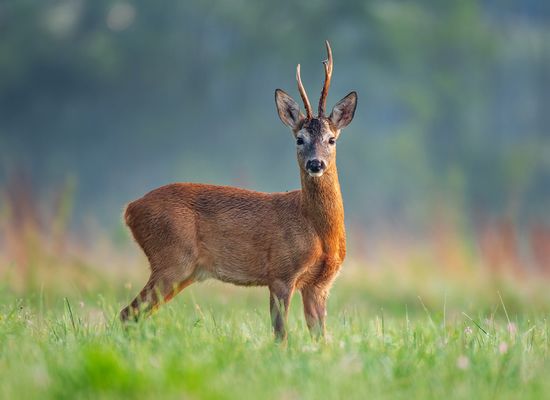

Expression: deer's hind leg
xmin=120 ymin=244 xmax=198 ymax=322
xmin=120 ymin=203 xmax=201 ymax=322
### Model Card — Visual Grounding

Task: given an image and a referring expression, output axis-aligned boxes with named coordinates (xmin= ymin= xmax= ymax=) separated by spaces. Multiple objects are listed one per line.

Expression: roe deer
xmin=120 ymin=41 xmax=357 ymax=340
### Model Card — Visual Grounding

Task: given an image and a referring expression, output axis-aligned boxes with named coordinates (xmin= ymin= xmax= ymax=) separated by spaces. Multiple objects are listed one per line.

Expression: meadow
xmin=1 ymin=251 xmax=549 ymax=400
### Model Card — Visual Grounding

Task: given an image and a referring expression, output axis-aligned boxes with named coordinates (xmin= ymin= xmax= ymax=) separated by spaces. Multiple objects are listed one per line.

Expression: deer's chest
xmin=295 ymin=237 xmax=345 ymax=289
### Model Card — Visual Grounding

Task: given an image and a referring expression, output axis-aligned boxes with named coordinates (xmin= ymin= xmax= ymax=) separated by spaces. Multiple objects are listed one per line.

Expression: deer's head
xmin=275 ymin=41 xmax=357 ymax=178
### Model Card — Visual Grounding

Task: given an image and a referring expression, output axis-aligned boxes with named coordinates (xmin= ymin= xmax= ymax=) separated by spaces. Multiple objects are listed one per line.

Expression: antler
xmin=296 ymin=64 xmax=313 ymax=119
xmin=295 ymin=41 xmax=333 ymax=119
xmin=318 ymin=40 xmax=333 ymax=117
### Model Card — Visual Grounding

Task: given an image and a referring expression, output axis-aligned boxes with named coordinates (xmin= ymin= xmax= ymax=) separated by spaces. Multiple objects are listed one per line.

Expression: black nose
xmin=306 ymin=159 xmax=325 ymax=173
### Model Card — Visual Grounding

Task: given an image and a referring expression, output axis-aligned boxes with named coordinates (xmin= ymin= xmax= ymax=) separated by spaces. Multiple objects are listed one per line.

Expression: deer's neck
xmin=300 ymin=164 xmax=346 ymax=255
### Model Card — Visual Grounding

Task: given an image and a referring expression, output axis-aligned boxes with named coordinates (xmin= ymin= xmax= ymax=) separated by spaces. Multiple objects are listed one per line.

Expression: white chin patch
xmin=307 ymin=170 xmax=324 ymax=178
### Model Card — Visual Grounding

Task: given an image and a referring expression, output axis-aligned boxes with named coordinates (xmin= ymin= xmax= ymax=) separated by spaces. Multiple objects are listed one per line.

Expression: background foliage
xmin=1 ymin=0 xmax=548 ymax=232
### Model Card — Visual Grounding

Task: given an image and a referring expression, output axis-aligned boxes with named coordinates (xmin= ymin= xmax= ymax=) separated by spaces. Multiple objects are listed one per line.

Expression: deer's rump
xmin=124 ymin=183 xmax=319 ymax=287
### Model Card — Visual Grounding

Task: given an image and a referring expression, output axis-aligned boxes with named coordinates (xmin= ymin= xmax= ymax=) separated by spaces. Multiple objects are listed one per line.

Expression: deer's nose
xmin=306 ymin=159 xmax=325 ymax=173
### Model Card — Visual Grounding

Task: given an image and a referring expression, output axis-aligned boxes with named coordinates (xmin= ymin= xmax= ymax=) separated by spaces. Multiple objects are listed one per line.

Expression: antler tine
xmin=318 ymin=40 xmax=333 ymax=117
xmin=296 ymin=64 xmax=313 ymax=119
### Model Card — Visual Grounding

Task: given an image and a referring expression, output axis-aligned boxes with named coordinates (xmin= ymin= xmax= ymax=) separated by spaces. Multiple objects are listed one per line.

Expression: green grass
xmin=0 ymin=272 xmax=549 ymax=400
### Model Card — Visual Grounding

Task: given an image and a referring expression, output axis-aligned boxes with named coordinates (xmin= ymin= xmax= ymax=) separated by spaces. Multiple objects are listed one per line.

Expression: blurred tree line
xmin=0 ymin=0 xmax=548 ymax=233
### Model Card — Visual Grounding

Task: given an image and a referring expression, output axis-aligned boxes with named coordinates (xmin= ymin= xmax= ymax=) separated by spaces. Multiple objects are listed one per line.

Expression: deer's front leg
xmin=269 ymin=280 xmax=294 ymax=342
xmin=301 ymin=286 xmax=329 ymax=339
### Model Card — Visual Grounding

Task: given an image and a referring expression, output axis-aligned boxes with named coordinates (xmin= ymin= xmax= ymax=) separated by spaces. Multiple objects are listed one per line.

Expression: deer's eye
xmin=328 ymin=137 xmax=336 ymax=145
xmin=296 ymin=138 xmax=304 ymax=145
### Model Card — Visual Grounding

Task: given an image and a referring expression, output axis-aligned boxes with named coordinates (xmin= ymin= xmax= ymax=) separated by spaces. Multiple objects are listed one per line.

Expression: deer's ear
xmin=275 ymin=89 xmax=304 ymax=130
xmin=330 ymin=91 xmax=357 ymax=130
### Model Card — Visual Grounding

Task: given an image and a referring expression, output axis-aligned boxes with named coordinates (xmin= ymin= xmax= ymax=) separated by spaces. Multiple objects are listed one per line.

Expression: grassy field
xmin=1 ymin=264 xmax=549 ymax=400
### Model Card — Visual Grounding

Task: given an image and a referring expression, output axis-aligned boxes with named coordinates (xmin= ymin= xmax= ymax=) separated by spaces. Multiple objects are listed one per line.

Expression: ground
xmin=0 ymin=265 xmax=548 ymax=400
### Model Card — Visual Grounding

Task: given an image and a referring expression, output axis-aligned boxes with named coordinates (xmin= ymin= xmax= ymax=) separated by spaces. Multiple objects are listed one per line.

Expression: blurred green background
xmin=0 ymin=0 xmax=549 ymax=276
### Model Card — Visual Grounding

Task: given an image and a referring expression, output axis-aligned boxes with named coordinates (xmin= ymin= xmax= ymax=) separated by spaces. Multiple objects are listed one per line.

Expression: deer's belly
xmin=195 ymin=251 xmax=270 ymax=287
xmin=194 ymin=227 xmax=326 ymax=287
